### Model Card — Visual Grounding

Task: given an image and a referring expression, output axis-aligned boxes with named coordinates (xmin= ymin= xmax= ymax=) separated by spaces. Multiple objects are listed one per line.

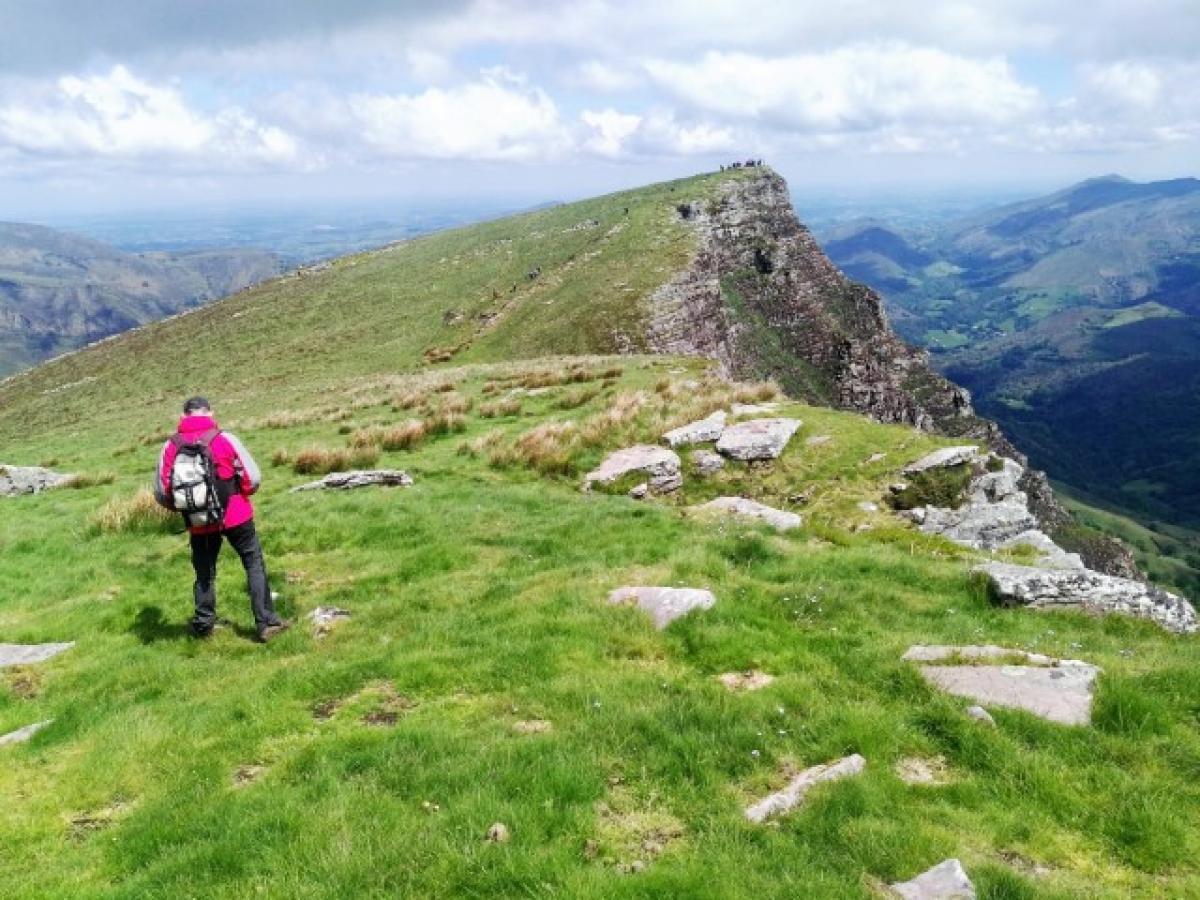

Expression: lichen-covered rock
xmin=913 ymin=497 xmax=1039 ymax=549
xmin=744 ymin=754 xmax=865 ymax=823
xmin=693 ymin=496 xmax=801 ymax=531
xmin=903 ymin=446 xmax=980 ymax=475
xmin=607 ymin=586 xmax=715 ymax=629
xmin=662 ymin=411 xmax=726 ymax=447
xmin=691 ymin=449 xmax=725 ymax=476
xmin=918 ymin=663 xmax=1100 ymax=726
xmin=0 ymin=642 xmax=74 ymax=668
xmin=715 ymin=418 xmax=801 ymax=461
xmin=0 ymin=465 xmax=72 ymax=497
xmin=890 ymin=858 xmax=976 ymax=899
xmin=585 ymin=445 xmax=682 ymax=494
xmin=977 ymin=561 xmax=1197 ymax=635
xmin=292 ymin=470 xmax=413 ymax=492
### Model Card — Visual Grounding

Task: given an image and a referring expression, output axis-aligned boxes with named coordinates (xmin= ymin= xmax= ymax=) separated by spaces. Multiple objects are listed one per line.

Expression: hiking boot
xmin=190 ymin=623 xmax=214 ymax=639
xmin=256 ymin=620 xmax=292 ymax=643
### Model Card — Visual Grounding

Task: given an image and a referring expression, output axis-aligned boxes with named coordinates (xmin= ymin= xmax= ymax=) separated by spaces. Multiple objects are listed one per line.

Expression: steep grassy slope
xmin=2 ymin=358 xmax=1198 ymax=898
xmin=0 ymin=222 xmax=281 ymax=377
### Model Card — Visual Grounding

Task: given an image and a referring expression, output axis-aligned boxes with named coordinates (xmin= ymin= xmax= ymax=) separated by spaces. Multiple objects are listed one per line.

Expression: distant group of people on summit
xmin=720 ymin=159 xmax=764 ymax=171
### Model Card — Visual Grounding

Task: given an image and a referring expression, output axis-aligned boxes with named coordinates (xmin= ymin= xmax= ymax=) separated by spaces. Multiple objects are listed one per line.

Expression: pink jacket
xmin=156 ymin=415 xmax=261 ymax=534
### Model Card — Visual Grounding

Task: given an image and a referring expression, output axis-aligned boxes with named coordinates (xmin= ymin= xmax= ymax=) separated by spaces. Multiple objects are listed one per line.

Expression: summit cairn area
xmin=894 ymin=446 xmax=1197 ymax=633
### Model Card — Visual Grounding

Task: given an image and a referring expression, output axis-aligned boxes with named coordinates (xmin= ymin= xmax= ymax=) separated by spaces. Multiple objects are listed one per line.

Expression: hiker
xmin=154 ymin=397 xmax=290 ymax=642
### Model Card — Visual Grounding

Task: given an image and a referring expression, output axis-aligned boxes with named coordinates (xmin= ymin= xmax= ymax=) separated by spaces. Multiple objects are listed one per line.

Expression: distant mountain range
xmin=0 ymin=222 xmax=280 ymax=376
xmin=821 ymin=174 xmax=1200 ymax=588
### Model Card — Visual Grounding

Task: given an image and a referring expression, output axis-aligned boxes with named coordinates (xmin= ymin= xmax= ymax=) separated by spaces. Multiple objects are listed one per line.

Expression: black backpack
xmin=169 ymin=429 xmax=235 ymax=528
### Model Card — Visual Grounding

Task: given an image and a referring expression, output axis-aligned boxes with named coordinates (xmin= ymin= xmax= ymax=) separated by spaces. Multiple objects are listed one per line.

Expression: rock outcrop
xmin=744 ymin=754 xmax=866 ymax=823
xmin=692 ymin=496 xmax=801 ymax=531
xmin=0 ymin=465 xmax=71 ymax=496
xmin=292 ymin=470 xmax=413 ymax=492
xmin=715 ymin=417 xmax=801 ymax=461
xmin=662 ymin=411 xmax=726 ymax=448
xmin=897 ymin=446 xmax=1196 ymax=632
xmin=890 ymin=858 xmax=976 ymax=899
xmin=585 ymin=446 xmax=682 ymax=494
xmin=978 ymin=562 xmax=1197 ymax=635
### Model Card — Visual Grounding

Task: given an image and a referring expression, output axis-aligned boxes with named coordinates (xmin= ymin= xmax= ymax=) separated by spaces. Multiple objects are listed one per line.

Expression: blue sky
xmin=0 ymin=0 xmax=1196 ymax=215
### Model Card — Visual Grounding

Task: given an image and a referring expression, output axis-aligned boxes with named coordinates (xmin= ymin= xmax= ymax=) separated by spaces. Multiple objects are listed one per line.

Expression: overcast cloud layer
xmin=1 ymin=0 xmax=1196 ymax=212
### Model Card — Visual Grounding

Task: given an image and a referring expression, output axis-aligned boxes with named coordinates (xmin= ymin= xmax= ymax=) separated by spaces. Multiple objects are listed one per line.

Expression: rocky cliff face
xmin=648 ymin=168 xmax=1136 ymax=577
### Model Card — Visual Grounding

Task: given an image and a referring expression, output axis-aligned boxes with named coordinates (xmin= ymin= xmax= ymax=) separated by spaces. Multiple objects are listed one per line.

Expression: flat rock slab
xmin=0 ymin=720 xmax=52 ymax=747
xmin=585 ymin=445 xmax=682 ymax=494
xmin=308 ymin=606 xmax=351 ymax=637
xmin=608 ymin=586 xmax=715 ymax=629
xmin=0 ymin=643 xmax=74 ymax=668
xmin=745 ymin=754 xmax=865 ymax=823
xmin=902 ymin=645 xmax=1059 ymax=666
xmin=903 ymin=446 xmax=979 ymax=475
xmin=912 ymin=497 xmax=1038 ymax=550
xmin=891 ymin=858 xmax=976 ymax=899
xmin=977 ymin=561 xmax=1197 ymax=635
xmin=662 ymin=411 xmax=726 ymax=448
xmin=694 ymin=496 xmax=801 ymax=531
xmin=999 ymin=530 xmax=1084 ymax=570
xmin=919 ymin=664 xmax=1099 ymax=726
xmin=715 ymin=418 xmax=801 ymax=461
xmin=292 ymin=470 xmax=413 ymax=492
xmin=0 ymin=465 xmax=72 ymax=497
xmin=717 ymin=670 xmax=775 ymax=692
xmin=691 ymin=449 xmax=725 ymax=476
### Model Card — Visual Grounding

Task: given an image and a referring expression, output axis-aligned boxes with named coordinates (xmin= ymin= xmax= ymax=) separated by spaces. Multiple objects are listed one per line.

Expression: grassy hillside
xmin=1 ymin=171 xmax=1198 ymax=897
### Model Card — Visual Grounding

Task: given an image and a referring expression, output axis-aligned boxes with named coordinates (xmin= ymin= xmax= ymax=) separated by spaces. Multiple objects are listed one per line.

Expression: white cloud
xmin=349 ymin=69 xmax=568 ymax=161
xmin=0 ymin=65 xmax=302 ymax=168
xmin=645 ymin=45 xmax=1039 ymax=134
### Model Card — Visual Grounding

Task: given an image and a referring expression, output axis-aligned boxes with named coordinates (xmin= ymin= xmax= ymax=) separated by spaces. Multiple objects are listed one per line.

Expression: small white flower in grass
xmin=776 ymin=706 xmax=785 ymax=715
xmin=751 ymin=749 xmax=760 ymax=757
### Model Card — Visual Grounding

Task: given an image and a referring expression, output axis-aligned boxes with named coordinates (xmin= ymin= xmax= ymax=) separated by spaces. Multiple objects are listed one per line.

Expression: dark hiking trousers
xmin=189 ymin=519 xmax=281 ymax=632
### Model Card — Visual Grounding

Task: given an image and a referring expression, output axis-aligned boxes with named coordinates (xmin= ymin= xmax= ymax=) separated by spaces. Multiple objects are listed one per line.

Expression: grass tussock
xmin=64 ymin=472 xmax=116 ymax=489
xmin=457 ymin=429 xmax=506 ymax=458
xmin=556 ymin=387 xmax=601 ymax=410
xmin=91 ymin=488 xmax=177 ymax=534
xmin=292 ymin=446 xmax=380 ymax=475
xmin=489 ymin=421 xmax=580 ymax=474
xmin=424 ymin=410 xmax=467 ymax=436
xmin=271 ymin=448 xmax=291 ymax=468
xmin=435 ymin=392 xmax=473 ymax=415
xmin=350 ymin=421 xmax=429 ymax=452
xmin=479 ymin=398 xmax=522 ymax=418
xmin=732 ymin=380 xmax=782 ymax=404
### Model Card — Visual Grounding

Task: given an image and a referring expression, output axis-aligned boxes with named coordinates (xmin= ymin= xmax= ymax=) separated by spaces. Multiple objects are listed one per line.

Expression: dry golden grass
xmin=555 ymin=387 xmax=601 ymax=410
xmin=435 ymin=392 xmax=473 ymax=415
xmin=424 ymin=410 xmax=467 ymax=435
xmin=292 ymin=446 xmax=380 ymax=475
xmin=479 ymin=398 xmax=522 ymax=418
xmin=271 ymin=449 xmax=291 ymax=468
xmin=381 ymin=420 xmax=428 ymax=451
xmin=732 ymin=380 xmax=782 ymax=403
xmin=489 ymin=421 xmax=580 ymax=474
xmin=457 ymin=429 xmax=506 ymax=458
xmin=91 ymin=488 xmax=177 ymax=534
xmin=64 ymin=472 xmax=116 ymax=489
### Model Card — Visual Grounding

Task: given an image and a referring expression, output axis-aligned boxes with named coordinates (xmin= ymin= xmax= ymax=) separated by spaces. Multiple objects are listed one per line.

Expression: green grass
xmin=1 ymin=359 xmax=1198 ymax=898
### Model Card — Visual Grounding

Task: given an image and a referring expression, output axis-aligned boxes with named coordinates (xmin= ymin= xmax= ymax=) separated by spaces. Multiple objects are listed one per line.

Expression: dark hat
xmin=183 ymin=396 xmax=212 ymax=413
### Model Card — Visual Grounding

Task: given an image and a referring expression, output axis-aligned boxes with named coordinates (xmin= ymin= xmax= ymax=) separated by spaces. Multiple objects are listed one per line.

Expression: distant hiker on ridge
xmin=154 ymin=397 xmax=290 ymax=642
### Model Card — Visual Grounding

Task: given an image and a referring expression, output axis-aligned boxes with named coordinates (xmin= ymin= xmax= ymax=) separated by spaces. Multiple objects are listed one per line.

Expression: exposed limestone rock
xmin=904 ymin=446 xmax=979 ymax=475
xmin=717 ymin=670 xmax=775 ymax=692
xmin=0 ymin=465 xmax=72 ymax=496
xmin=744 ymin=754 xmax=866 ymax=823
xmin=902 ymin=645 xmax=1059 ymax=666
xmin=645 ymin=169 xmax=972 ymax=432
xmin=691 ymin=449 xmax=725 ymax=476
xmin=607 ymin=586 xmax=715 ymax=629
xmin=965 ymin=706 xmax=995 ymax=727
xmin=662 ymin=411 xmax=726 ymax=447
xmin=919 ymin=663 xmax=1100 ymax=726
xmin=628 ymin=483 xmax=648 ymax=500
xmin=977 ymin=562 xmax=1197 ymax=635
xmin=715 ymin=418 xmax=801 ymax=461
xmin=895 ymin=756 xmax=951 ymax=786
xmin=693 ymin=496 xmax=801 ymax=531
xmin=0 ymin=642 xmax=74 ymax=668
xmin=292 ymin=470 xmax=413 ymax=492
xmin=890 ymin=858 xmax=976 ymax=899
xmin=998 ymin=530 xmax=1084 ymax=570
xmin=585 ymin=446 xmax=682 ymax=494
xmin=0 ymin=720 xmax=52 ymax=747
xmin=308 ymin=606 xmax=351 ymax=638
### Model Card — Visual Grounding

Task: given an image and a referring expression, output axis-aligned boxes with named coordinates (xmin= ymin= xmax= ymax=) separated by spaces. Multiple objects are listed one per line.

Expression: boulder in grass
xmin=0 ymin=465 xmax=72 ymax=497
xmin=0 ymin=720 xmax=52 ymax=747
xmin=919 ymin=663 xmax=1100 ymax=726
xmin=292 ymin=470 xmax=413 ymax=492
xmin=0 ymin=643 xmax=74 ymax=668
xmin=744 ymin=754 xmax=865 ymax=823
xmin=607 ymin=586 xmax=715 ymax=629
xmin=691 ymin=449 xmax=725 ymax=476
xmin=715 ymin=418 xmax=801 ymax=461
xmin=890 ymin=858 xmax=976 ymax=899
xmin=693 ymin=496 xmax=801 ymax=531
xmin=662 ymin=411 xmax=726 ymax=448
xmin=584 ymin=445 xmax=682 ymax=495
xmin=903 ymin=446 xmax=979 ymax=475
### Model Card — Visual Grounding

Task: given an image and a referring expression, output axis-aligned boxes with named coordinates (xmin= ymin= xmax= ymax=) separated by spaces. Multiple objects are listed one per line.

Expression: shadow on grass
xmin=131 ymin=606 xmax=192 ymax=644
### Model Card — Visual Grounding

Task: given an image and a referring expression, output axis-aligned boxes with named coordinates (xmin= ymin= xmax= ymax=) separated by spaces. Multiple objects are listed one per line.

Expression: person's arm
xmin=224 ymin=432 xmax=262 ymax=495
xmin=153 ymin=440 xmax=176 ymax=508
